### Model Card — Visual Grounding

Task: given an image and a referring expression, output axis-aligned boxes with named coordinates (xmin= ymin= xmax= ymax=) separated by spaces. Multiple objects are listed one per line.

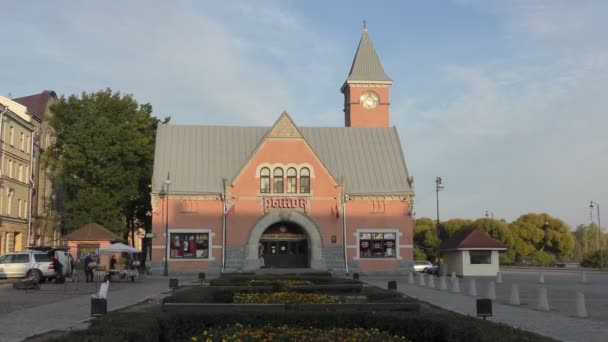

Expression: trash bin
xmin=91 ymin=296 xmax=107 ymax=317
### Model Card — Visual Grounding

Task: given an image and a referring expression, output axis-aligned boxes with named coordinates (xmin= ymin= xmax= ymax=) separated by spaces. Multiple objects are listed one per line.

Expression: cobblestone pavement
xmin=0 ymin=276 xmax=197 ymax=342
xmin=363 ymin=275 xmax=608 ymax=342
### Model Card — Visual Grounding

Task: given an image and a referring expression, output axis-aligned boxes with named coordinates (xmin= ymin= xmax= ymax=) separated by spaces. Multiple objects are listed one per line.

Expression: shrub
xmin=190 ymin=323 xmax=409 ymax=341
xmin=530 ymin=250 xmax=556 ymax=266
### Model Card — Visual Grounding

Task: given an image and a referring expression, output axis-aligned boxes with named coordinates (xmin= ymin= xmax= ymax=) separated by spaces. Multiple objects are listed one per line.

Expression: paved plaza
xmin=363 ymin=268 xmax=608 ymax=342
xmin=0 ymin=276 xmax=197 ymax=342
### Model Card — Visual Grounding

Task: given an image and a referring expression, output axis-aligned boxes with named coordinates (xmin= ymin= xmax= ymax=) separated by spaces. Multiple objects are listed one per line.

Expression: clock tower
xmin=341 ymin=22 xmax=392 ymax=128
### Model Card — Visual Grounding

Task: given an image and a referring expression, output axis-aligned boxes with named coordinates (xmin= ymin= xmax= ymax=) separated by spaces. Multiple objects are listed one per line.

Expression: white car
xmin=0 ymin=248 xmax=72 ymax=282
xmin=413 ymin=260 xmax=434 ymax=272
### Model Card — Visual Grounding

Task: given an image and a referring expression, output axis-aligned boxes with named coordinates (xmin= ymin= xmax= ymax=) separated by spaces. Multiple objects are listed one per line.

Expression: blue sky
xmin=2 ymin=1 xmax=607 ymax=228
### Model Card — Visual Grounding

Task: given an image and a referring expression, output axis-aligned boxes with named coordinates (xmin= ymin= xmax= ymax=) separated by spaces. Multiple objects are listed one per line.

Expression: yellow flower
xmin=191 ymin=338 xmax=197 ymax=342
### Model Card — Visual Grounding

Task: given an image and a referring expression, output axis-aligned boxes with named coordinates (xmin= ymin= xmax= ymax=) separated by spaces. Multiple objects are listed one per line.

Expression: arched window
xmin=273 ymin=168 xmax=284 ymax=193
xmin=260 ymin=167 xmax=270 ymax=193
xmin=300 ymin=168 xmax=310 ymax=193
xmin=286 ymin=168 xmax=297 ymax=193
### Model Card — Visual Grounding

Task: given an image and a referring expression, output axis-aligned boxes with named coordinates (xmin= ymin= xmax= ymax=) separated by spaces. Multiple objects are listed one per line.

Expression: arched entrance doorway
xmin=259 ymin=222 xmax=308 ymax=268
xmin=243 ymin=210 xmax=326 ymax=271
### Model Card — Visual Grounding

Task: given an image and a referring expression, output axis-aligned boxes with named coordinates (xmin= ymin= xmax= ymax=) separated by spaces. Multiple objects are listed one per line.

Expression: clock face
xmin=359 ymin=91 xmax=379 ymax=109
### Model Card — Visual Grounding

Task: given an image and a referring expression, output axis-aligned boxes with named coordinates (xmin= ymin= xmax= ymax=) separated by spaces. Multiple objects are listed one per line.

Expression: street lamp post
xmin=435 ymin=177 xmax=444 ymax=265
xmin=163 ymin=173 xmax=171 ymax=277
xmin=485 ymin=210 xmax=495 ymax=238
xmin=590 ymin=201 xmax=602 ymax=270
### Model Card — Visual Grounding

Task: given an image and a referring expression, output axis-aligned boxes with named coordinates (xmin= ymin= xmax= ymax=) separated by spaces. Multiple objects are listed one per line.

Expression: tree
xmin=414 ymin=217 xmax=440 ymax=262
xmin=441 ymin=219 xmax=473 ymax=239
xmin=509 ymin=213 xmax=575 ymax=262
xmin=46 ymin=89 xmax=167 ymax=241
xmin=470 ymin=217 xmax=516 ymax=264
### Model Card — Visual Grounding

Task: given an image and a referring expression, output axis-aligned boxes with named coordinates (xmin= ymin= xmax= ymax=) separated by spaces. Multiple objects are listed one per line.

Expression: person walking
xmin=84 ymin=254 xmax=94 ymax=282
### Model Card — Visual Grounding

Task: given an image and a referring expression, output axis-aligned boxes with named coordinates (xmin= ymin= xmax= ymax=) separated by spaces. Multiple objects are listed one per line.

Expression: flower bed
xmin=190 ymin=323 xmax=408 ymax=341
xmin=245 ymin=279 xmax=314 ymax=291
xmin=233 ymin=291 xmax=340 ymax=304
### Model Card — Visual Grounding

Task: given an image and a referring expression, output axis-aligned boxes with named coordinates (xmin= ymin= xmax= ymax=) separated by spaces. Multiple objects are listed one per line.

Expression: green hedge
xmin=50 ymin=310 xmax=556 ymax=342
xmin=209 ymin=274 xmax=358 ymax=286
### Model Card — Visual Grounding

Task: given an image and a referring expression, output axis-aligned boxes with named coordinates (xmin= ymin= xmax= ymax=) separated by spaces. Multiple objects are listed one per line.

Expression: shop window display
xmin=170 ymin=233 xmax=209 ymax=259
xmin=359 ymin=232 xmax=396 ymax=258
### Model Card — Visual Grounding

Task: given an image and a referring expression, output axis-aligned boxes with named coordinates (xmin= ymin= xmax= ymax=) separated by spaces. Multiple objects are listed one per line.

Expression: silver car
xmin=0 ymin=251 xmax=56 ymax=281
xmin=413 ymin=260 xmax=434 ymax=272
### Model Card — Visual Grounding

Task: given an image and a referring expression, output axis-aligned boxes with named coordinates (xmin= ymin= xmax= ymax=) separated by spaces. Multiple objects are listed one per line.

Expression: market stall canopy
xmin=98 ymin=243 xmax=141 ymax=254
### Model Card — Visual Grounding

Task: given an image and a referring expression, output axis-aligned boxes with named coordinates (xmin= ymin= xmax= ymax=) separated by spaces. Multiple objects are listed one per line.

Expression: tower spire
xmin=363 ymin=19 xmax=367 ymax=32
xmin=345 ymin=23 xmax=391 ymax=82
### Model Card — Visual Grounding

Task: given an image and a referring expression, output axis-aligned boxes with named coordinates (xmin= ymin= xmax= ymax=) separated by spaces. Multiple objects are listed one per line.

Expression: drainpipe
xmin=28 ymin=125 xmax=39 ymax=247
xmin=221 ymin=178 xmax=226 ymax=273
xmin=0 ymin=105 xmax=6 ymax=252
xmin=342 ymin=178 xmax=349 ymax=275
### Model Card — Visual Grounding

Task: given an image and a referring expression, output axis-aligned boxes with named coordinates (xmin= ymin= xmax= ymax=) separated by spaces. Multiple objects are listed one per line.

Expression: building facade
xmin=150 ymin=26 xmax=415 ymax=275
xmin=0 ymin=97 xmax=38 ymax=254
xmin=13 ymin=91 xmax=61 ymax=247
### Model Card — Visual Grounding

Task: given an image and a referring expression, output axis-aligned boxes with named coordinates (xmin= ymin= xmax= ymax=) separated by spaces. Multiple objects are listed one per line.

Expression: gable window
xmin=300 ymin=168 xmax=310 ymax=193
xmin=470 ymin=251 xmax=491 ymax=264
xmin=273 ymin=168 xmax=284 ymax=193
xmin=260 ymin=167 xmax=270 ymax=193
xmin=286 ymin=168 xmax=297 ymax=193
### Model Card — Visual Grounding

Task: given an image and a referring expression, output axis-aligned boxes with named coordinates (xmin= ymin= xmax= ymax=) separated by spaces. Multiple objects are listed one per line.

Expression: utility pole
xmin=590 ymin=201 xmax=602 ymax=270
xmin=435 ymin=177 xmax=444 ymax=264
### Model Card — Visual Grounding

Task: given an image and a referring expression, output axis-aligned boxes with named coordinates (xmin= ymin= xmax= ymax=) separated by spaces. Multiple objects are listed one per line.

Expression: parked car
xmin=423 ymin=265 xmax=440 ymax=275
xmin=413 ymin=260 xmax=434 ymax=272
xmin=0 ymin=248 xmax=72 ymax=282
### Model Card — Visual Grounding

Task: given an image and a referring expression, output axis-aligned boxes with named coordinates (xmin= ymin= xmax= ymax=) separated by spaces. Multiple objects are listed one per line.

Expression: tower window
xmin=286 ymin=168 xmax=297 ymax=193
xmin=260 ymin=167 xmax=270 ymax=193
xmin=273 ymin=168 xmax=284 ymax=193
xmin=300 ymin=168 xmax=310 ymax=193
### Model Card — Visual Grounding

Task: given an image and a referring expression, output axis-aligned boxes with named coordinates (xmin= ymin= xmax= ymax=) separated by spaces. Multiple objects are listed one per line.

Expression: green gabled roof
xmin=346 ymin=24 xmax=392 ymax=82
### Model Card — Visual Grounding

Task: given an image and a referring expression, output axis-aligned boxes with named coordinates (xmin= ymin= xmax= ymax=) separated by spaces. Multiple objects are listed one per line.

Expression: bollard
xmin=575 ymin=291 xmax=588 ymax=318
xmin=538 ymin=272 xmax=545 ymax=284
xmin=537 ymin=287 xmax=550 ymax=311
xmin=468 ymin=279 xmax=477 ymax=297
xmin=388 ymin=280 xmax=397 ymax=292
xmin=451 ymin=272 xmax=456 ymax=281
xmin=198 ymin=272 xmax=206 ymax=286
xmin=439 ymin=276 xmax=448 ymax=291
xmin=418 ymin=272 xmax=426 ymax=286
xmin=408 ymin=271 xmax=415 ymax=285
xmin=509 ymin=284 xmax=520 ymax=305
xmin=451 ymin=277 xmax=461 ymax=293
xmin=496 ymin=271 xmax=503 ymax=284
xmin=487 ymin=281 xmax=496 ymax=300
xmin=427 ymin=275 xmax=435 ymax=289
xmin=580 ymin=271 xmax=588 ymax=284
xmin=353 ymin=273 xmax=360 ymax=280
xmin=169 ymin=278 xmax=179 ymax=290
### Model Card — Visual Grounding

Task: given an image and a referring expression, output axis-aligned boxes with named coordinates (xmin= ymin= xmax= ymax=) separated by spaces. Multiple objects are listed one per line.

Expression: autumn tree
xmin=46 ymin=89 xmax=168 ymax=242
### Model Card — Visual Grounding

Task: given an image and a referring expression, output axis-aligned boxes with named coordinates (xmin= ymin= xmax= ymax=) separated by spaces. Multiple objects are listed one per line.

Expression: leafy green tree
xmin=46 ymin=89 xmax=167 ymax=240
xmin=509 ymin=213 xmax=575 ymax=262
xmin=581 ymin=249 xmax=608 ymax=268
xmin=414 ymin=217 xmax=440 ymax=262
xmin=441 ymin=219 xmax=473 ymax=239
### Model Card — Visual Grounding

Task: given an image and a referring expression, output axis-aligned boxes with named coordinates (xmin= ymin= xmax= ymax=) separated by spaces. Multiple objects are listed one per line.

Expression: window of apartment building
xmin=0 ymin=188 xmax=3 ymax=214
xmin=7 ymin=189 xmax=14 ymax=215
xmin=24 ymin=200 xmax=27 ymax=218
xmin=358 ymin=232 xmax=397 ymax=258
xmin=8 ymin=159 xmax=13 ymax=178
xmin=20 ymin=132 xmax=24 ymax=151
xmin=286 ymin=168 xmax=297 ymax=193
xmin=18 ymin=199 xmax=22 ymax=218
xmin=273 ymin=168 xmax=284 ymax=193
xmin=26 ymin=135 xmax=30 ymax=153
xmin=9 ymin=126 xmax=14 ymax=146
xmin=260 ymin=167 xmax=270 ymax=193
xmin=18 ymin=164 xmax=23 ymax=182
xmin=470 ymin=251 xmax=492 ymax=264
